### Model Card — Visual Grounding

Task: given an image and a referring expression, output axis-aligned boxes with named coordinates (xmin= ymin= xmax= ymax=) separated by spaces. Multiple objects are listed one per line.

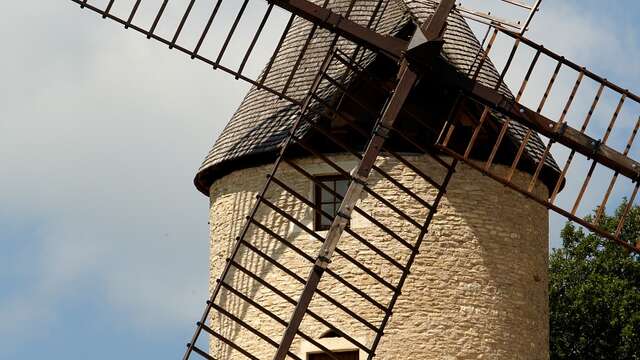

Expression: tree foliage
xmin=550 ymin=200 xmax=640 ymax=359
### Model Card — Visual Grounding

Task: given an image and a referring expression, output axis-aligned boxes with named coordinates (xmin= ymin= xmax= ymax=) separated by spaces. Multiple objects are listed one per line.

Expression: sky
xmin=0 ymin=1 xmax=638 ymax=359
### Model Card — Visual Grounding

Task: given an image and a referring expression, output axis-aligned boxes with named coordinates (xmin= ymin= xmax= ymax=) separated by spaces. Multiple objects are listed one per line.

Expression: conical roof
xmin=194 ymin=0 xmax=559 ymax=194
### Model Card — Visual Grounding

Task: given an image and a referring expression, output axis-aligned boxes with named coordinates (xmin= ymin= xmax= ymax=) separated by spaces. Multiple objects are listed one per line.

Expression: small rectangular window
xmin=314 ymin=175 xmax=350 ymax=231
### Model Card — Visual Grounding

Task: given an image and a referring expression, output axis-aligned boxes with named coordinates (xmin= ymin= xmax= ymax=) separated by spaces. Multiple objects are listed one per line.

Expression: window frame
xmin=313 ymin=175 xmax=349 ymax=231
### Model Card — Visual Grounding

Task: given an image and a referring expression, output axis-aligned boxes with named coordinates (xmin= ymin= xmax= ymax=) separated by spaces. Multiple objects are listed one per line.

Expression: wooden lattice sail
xmin=67 ymin=0 xmax=639 ymax=359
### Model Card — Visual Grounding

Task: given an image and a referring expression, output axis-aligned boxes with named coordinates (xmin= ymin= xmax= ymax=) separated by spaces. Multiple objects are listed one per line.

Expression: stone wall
xmin=208 ymin=154 xmax=549 ymax=359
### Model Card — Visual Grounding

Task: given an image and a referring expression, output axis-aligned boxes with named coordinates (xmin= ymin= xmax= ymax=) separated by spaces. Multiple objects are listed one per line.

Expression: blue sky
xmin=0 ymin=1 xmax=638 ymax=359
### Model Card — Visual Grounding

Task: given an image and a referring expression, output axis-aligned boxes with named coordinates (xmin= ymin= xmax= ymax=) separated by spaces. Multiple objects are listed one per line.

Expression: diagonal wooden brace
xmin=272 ymin=59 xmax=416 ymax=360
xmin=271 ymin=2 xmax=455 ymax=359
xmin=270 ymin=0 xmax=407 ymax=59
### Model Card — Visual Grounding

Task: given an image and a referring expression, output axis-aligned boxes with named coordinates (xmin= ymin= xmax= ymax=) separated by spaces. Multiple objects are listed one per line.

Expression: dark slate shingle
xmin=195 ymin=0 xmax=559 ymax=194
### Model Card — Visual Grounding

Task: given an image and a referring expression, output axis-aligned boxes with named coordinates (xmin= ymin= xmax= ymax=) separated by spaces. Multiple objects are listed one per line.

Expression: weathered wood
xmin=272 ymin=3 xmax=456 ymax=358
xmin=270 ymin=0 xmax=407 ymax=59
xmin=465 ymin=82 xmax=640 ymax=181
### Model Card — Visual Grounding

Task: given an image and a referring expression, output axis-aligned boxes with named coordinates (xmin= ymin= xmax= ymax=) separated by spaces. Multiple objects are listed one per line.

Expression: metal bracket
xmin=373 ymin=123 xmax=391 ymax=139
xmin=555 ymin=121 xmax=568 ymax=136
xmin=589 ymin=139 xmax=602 ymax=159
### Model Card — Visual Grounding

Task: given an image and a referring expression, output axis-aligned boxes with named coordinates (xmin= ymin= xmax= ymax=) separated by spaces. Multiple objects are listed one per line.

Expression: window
xmin=301 ymin=331 xmax=361 ymax=359
xmin=308 ymin=351 xmax=358 ymax=360
xmin=314 ymin=176 xmax=349 ymax=231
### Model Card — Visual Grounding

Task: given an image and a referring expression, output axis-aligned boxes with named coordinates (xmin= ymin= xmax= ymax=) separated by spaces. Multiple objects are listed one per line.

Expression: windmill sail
xmin=434 ymin=25 xmax=640 ymax=252
xmin=67 ymin=0 xmax=639 ymax=359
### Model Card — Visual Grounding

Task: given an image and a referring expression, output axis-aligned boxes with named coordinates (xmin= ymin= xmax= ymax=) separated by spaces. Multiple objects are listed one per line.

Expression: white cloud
xmin=0 ymin=1 xmax=261 ymax=351
xmin=0 ymin=0 xmax=638 ymax=355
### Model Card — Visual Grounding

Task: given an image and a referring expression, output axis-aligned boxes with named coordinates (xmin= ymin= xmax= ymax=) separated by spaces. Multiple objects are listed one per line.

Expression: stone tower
xmin=194 ymin=1 xmax=558 ymax=359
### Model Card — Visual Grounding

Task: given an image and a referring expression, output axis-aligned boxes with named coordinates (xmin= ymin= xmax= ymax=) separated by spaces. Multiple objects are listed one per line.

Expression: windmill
xmin=67 ymin=0 xmax=639 ymax=359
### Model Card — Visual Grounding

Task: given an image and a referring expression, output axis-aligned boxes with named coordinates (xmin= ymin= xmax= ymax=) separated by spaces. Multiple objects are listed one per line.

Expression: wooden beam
xmin=270 ymin=0 xmax=407 ymax=59
xmin=434 ymin=61 xmax=640 ymax=182
xmin=470 ymin=83 xmax=640 ymax=181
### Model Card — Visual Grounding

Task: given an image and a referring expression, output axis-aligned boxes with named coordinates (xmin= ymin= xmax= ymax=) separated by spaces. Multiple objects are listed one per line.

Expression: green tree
xmin=550 ymin=200 xmax=640 ymax=359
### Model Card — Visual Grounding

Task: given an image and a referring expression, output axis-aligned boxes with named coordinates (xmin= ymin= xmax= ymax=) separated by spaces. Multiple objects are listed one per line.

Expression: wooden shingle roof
xmin=194 ymin=0 xmax=559 ymax=194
